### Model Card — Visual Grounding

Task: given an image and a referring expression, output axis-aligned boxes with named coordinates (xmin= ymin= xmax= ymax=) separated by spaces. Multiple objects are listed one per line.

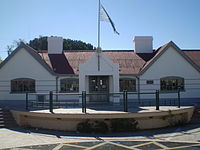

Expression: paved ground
xmin=1 ymin=123 xmax=200 ymax=150
xmin=3 ymin=141 xmax=200 ymax=150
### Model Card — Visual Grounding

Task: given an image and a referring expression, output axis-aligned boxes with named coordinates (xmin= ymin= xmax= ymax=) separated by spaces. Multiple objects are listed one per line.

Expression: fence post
xmin=82 ymin=91 xmax=86 ymax=113
xmin=49 ymin=91 xmax=53 ymax=113
xmin=178 ymin=88 xmax=181 ymax=108
xmin=125 ymin=91 xmax=128 ymax=112
xmin=26 ymin=92 xmax=28 ymax=111
xmin=123 ymin=90 xmax=128 ymax=112
xmin=123 ymin=90 xmax=125 ymax=112
xmin=156 ymin=90 xmax=160 ymax=110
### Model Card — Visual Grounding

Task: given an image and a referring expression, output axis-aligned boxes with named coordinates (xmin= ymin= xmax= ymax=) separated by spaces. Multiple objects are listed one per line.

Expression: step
xmin=1 ymin=115 xmax=14 ymax=118
xmin=0 ymin=109 xmax=18 ymax=128
xmin=0 ymin=120 xmax=5 ymax=123
xmin=4 ymin=123 xmax=18 ymax=126
xmin=0 ymin=124 xmax=5 ymax=128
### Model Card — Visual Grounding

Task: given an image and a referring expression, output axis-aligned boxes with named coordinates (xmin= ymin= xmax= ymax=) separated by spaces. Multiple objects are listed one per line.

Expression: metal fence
xmin=26 ymin=89 xmax=181 ymax=113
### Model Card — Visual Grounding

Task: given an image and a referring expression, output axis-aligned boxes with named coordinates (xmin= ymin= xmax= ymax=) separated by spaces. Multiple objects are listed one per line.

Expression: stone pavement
xmin=3 ymin=141 xmax=200 ymax=150
xmin=0 ymin=123 xmax=200 ymax=149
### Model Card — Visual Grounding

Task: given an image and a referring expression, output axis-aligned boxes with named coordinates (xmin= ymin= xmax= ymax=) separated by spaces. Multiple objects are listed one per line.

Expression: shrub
xmin=77 ymin=120 xmax=108 ymax=133
xmin=77 ymin=118 xmax=138 ymax=133
xmin=77 ymin=120 xmax=93 ymax=133
xmin=93 ymin=121 xmax=109 ymax=133
xmin=110 ymin=118 xmax=138 ymax=132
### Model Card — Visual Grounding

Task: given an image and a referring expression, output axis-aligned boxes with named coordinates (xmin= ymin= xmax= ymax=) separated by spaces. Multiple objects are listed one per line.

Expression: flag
xmin=100 ymin=4 xmax=119 ymax=35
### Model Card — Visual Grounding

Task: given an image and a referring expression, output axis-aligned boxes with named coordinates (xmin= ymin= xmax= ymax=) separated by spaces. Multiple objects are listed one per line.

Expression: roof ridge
xmin=139 ymin=41 xmax=174 ymax=74
xmin=182 ymin=49 xmax=200 ymax=51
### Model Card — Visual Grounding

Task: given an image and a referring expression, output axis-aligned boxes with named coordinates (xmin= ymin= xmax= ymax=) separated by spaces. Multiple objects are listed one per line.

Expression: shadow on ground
xmin=7 ymin=123 xmax=200 ymax=140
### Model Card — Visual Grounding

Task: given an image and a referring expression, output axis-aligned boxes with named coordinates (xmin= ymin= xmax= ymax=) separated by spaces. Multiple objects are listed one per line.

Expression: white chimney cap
xmin=48 ymin=36 xmax=63 ymax=54
xmin=133 ymin=36 xmax=153 ymax=53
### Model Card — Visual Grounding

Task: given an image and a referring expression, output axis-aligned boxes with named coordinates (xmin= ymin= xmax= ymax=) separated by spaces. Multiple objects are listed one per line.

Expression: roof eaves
xmin=168 ymin=41 xmax=200 ymax=73
xmin=139 ymin=41 xmax=200 ymax=75
xmin=0 ymin=42 xmax=56 ymax=76
xmin=119 ymin=73 xmax=139 ymax=76
xmin=55 ymin=73 xmax=78 ymax=77
xmin=22 ymin=43 xmax=56 ymax=75
xmin=139 ymin=41 xmax=172 ymax=75
xmin=0 ymin=43 xmax=25 ymax=70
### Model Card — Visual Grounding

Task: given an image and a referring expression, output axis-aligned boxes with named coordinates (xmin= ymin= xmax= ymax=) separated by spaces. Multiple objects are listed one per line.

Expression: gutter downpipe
xmin=136 ymin=76 xmax=141 ymax=104
xmin=56 ymin=76 xmax=59 ymax=101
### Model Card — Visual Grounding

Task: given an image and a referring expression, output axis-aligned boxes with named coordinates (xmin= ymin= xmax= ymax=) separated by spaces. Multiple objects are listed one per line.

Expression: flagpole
xmin=98 ymin=0 xmax=101 ymax=50
xmin=97 ymin=0 xmax=101 ymax=71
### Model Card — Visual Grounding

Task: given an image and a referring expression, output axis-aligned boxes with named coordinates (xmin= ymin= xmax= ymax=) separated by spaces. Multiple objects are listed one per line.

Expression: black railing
xmin=26 ymin=89 xmax=181 ymax=113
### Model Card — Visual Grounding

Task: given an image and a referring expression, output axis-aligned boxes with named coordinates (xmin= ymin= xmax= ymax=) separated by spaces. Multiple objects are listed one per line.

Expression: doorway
xmin=89 ymin=76 xmax=109 ymax=103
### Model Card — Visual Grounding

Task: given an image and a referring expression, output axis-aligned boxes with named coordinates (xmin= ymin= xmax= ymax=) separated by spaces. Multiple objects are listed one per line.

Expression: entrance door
xmin=89 ymin=76 xmax=109 ymax=103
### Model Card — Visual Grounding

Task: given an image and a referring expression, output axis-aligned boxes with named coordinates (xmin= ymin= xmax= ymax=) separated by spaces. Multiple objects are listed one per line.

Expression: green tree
xmin=28 ymin=36 xmax=96 ymax=51
xmin=29 ymin=36 xmax=47 ymax=50
xmin=6 ymin=39 xmax=26 ymax=55
xmin=0 ymin=57 xmax=3 ymax=63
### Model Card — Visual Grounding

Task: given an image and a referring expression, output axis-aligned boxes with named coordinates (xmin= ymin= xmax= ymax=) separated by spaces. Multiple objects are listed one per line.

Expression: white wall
xmin=140 ymin=46 xmax=200 ymax=99
xmin=1 ymin=45 xmax=199 ymax=105
xmin=0 ymin=48 xmax=56 ymax=101
xmin=79 ymin=52 xmax=119 ymax=102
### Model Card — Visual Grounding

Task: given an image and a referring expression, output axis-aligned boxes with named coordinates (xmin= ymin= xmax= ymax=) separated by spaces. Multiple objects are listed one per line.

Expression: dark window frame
xmin=11 ymin=78 xmax=36 ymax=93
xmin=60 ymin=78 xmax=79 ymax=92
xmin=160 ymin=76 xmax=184 ymax=91
xmin=146 ymin=80 xmax=154 ymax=84
xmin=119 ymin=78 xmax=136 ymax=92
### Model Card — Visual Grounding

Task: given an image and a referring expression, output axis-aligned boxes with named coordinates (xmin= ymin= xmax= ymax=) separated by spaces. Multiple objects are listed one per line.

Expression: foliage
xmin=77 ymin=118 xmax=139 ymax=133
xmin=110 ymin=118 xmax=138 ymax=132
xmin=6 ymin=36 xmax=96 ymax=56
xmin=93 ymin=121 xmax=109 ymax=133
xmin=162 ymin=110 xmax=174 ymax=120
xmin=162 ymin=110 xmax=187 ymax=127
xmin=63 ymin=39 xmax=95 ymax=50
xmin=169 ymin=118 xmax=187 ymax=127
xmin=28 ymin=36 xmax=96 ymax=51
xmin=77 ymin=120 xmax=108 ymax=133
xmin=0 ymin=57 xmax=2 ymax=64
xmin=6 ymin=39 xmax=26 ymax=55
xmin=29 ymin=36 xmax=47 ymax=50
xmin=77 ymin=120 xmax=93 ymax=133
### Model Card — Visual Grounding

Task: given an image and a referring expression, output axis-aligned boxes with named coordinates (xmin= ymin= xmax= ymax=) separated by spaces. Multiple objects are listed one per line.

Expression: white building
xmin=0 ymin=36 xmax=200 ymax=107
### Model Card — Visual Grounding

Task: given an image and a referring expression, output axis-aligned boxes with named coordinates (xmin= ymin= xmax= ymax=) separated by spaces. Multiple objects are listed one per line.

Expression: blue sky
xmin=0 ymin=0 xmax=200 ymax=59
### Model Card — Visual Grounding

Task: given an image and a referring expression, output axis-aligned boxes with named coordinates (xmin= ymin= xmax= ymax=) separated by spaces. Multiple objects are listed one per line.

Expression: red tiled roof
xmin=104 ymin=51 xmax=146 ymax=74
xmin=183 ymin=50 xmax=200 ymax=68
xmin=36 ymin=46 xmax=200 ymax=75
xmin=48 ymin=54 xmax=74 ymax=74
xmin=38 ymin=50 xmax=147 ymax=74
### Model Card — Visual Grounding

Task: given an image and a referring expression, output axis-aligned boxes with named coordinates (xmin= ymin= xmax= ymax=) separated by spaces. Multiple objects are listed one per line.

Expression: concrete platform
xmin=11 ymin=106 xmax=194 ymax=131
xmin=30 ymin=106 xmax=192 ymax=114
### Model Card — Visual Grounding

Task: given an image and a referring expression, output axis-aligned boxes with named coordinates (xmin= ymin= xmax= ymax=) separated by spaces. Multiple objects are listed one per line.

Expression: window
xmin=11 ymin=78 xmax=35 ymax=93
xmin=160 ymin=77 xmax=184 ymax=91
xmin=120 ymin=78 xmax=136 ymax=92
xmin=60 ymin=78 xmax=79 ymax=92
xmin=146 ymin=80 xmax=154 ymax=84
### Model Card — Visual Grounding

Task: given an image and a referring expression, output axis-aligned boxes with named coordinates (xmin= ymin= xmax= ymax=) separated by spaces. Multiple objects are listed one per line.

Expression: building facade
xmin=0 ymin=36 xmax=200 ymax=106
